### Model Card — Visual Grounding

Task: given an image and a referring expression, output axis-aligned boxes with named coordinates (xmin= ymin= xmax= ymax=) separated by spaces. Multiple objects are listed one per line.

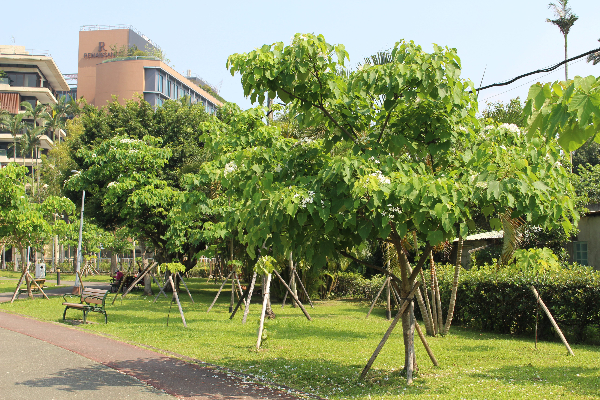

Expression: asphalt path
xmin=0 ymin=282 xmax=311 ymax=400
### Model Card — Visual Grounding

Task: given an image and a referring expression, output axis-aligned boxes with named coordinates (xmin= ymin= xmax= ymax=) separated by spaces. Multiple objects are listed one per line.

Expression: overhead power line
xmin=476 ymin=47 xmax=600 ymax=92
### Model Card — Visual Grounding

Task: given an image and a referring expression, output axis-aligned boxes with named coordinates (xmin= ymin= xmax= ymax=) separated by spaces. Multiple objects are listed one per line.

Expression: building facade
xmin=0 ymin=45 xmax=69 ymax=167
xmin=77 ymin=25 xmax=222 ymax=112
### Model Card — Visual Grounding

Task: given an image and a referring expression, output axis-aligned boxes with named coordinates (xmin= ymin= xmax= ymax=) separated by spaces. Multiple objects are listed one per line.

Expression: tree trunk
xmin=289 ymin=253 xmax=297 ymax=307
xmin=13 ymin=247 xmax=18 ymax=272
xmin=443 ymin=236 xmax=463 ymax=335
xmin=21 ymin=247 xmax=32 ymax=299
xmin=110 ymin=253 xmax=118 ymax=275
xmin=419 ymin=269 xmax=435 ymax=336
xmin=430 ymin=255 xmax=444 ymax=333
xmin=430 ymin=264 xmax=438 ymax=335
xmin=141 ymin=242 xmax=153 ymax=296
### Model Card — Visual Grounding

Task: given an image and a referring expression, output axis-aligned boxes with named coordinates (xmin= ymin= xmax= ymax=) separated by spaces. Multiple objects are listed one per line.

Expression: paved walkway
xmin=0 ymin=290 xmax=312 ymax=399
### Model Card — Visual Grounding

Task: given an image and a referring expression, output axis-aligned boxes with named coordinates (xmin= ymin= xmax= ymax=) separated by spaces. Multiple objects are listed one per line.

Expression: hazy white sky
xmin=4 ymin=0 xmax=599 ymax=111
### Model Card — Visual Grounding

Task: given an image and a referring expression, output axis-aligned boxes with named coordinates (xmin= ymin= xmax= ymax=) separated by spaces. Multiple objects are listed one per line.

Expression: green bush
xmin=434 ymin=263 xmax=600 ymax=344
xmin=328 ymin=272 xmax=386 ymax=301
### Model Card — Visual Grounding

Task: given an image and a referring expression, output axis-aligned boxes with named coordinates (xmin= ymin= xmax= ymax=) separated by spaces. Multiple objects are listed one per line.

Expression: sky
xmin=3 ymin=0 xmax=599 ymax=112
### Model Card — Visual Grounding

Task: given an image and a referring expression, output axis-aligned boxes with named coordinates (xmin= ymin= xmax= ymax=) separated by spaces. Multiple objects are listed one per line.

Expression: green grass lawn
xmin=0 ymin=269 xmax=112 ymax=291
xmin=1 ymin=278 xmax=598 ymax=399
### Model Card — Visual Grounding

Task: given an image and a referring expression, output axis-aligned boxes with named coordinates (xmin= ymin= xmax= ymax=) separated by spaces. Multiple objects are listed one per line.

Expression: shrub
xmin=435 ymin=263 xmax=600 ymax=344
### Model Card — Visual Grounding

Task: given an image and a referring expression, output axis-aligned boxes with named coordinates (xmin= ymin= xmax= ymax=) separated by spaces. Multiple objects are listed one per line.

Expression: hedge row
xmin=434 ymin=264 xmax=600 ymax=343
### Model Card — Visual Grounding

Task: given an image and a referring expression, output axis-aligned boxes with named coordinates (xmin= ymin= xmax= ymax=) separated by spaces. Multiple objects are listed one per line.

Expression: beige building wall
xmin=94 ymin=59 xmax=153 ymax=106
xmin=576 ymin=213 xmax=600 ymax=270
xmin=77 ymin=29 xmax=130 ymax=104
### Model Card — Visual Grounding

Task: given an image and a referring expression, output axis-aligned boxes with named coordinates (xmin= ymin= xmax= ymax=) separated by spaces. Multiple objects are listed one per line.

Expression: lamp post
xmin=72 ymin=170 xmax=85 ymax=294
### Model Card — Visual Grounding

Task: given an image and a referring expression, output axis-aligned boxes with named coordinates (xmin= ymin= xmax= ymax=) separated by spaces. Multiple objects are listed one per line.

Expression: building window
xmin=157 ymin=97 xmax=163 ymax=107
xmin=574 ymin=241 xmax=588 ymax=265
xmin=157 ymin=75 xmax=163 ymax=93
xmin=167 ymin=81 xmax=171 ymax=97
xmin=7 ymin=73 xmax=40 ymax=88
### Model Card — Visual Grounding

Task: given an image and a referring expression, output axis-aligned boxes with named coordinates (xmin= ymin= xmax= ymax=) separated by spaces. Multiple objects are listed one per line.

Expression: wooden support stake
xmin=150 ymin=272 xmax=168 ymax=299
xmin=530 ymin=285 xmax=574 ymax=356
xmin=28 ymin=271 xmax=49 ymax=300
xmin=122 ymin=262 xmax=157 ymax=297
xmin=273 ymin=269 xmax=311 ymax=321
xmin=177 ymin=272 xmax=194 ymax=303
xmin=153 ymin=278 xmax=170 ymax=303
xmin=207 ymin=271 xmax=233 ymax=313
xmin=293 ymin=267 xmax=313 ymax=308
xmin=366 ymin=276 xmax=389 ymax=319
xmin=257 ymin=273 xmax=272 ymax=349
xmin=169 ymin=275 xmax=186 ymax=328
xmin=10 ymin=268 xmax=28 ymax=303
xmin=242 ymin=272 xmax=257 ymax=324
xmin=415 ymin=321 xmax=438 ymax=366
xmin=360 ymin=281 xmax=420 ymax=379
xmin=230 ymin=282 xmax=252 ymax=319
xmin=112 ymin=274 xmax=128 ymax=305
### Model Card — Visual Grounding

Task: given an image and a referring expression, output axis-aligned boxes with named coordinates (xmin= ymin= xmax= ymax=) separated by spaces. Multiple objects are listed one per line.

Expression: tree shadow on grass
xmin=469 ymin=365 xmax=600 ymax=398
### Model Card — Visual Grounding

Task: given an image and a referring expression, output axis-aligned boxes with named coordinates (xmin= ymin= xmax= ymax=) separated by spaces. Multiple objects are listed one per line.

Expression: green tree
xmin=67 ymin=98 xmax=215 ymax=270
xmin=195 ymin=34 xmax=577 ymax=382
xmin=1 ymin=113 xmax=26 ymax=161
xmin=525 ymin=75 xmax=600 ymax=152
xmin=547 ymin=0 xmax=578 ymax=81
xmin=480 ymin=98 xmax=525 ymax=127
xmin=0 ymin=163 xmax=74 ymax=296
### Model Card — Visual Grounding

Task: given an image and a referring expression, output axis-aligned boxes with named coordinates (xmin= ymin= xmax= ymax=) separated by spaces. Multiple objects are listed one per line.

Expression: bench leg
xmin=83 ymin=310 xmax=87 ymax=324
xmin=104 ymin=311 xmax=107 ymax=324
xmin=63 ymin=307 xmax=68 ymax=321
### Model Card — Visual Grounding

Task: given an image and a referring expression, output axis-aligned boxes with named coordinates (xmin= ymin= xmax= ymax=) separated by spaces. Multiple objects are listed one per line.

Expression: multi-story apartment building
xmin=77 ymin=25 xmax=222 ymax=112
xmin=0 ymin=45 xmax=69 ymax=168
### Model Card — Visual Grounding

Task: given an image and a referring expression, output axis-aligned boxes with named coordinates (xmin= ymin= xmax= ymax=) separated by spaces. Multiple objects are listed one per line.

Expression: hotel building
xmin=76 ymin=25 xmax=223 ymax=112
xmin=0 ymin=45 xmax=69 ymax=167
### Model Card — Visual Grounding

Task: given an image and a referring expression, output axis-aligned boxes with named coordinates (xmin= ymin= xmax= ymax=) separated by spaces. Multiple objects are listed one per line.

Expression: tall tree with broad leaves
xmin=194 ymin=34 xmax=577 ymax=383
xmin=547 ymin=0 xmax=578 ymax=81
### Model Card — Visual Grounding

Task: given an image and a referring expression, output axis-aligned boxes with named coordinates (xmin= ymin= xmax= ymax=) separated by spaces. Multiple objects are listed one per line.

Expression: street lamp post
xmin=72 ymin=170 xmax=85 ymax=294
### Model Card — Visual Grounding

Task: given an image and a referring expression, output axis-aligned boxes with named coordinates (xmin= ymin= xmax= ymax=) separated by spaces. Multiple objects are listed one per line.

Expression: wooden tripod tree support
xmin=360 ymin=281 xmax=438 ymax=379
xmin=256 ymin=273 xmax=272 ymax=349
xmin=281 ymin=266 xmax=313 ymax=309
xmin=242 ymin=272 xmax=258 ymax=324
xmin=166 ymin=275 xmax=187 ymax=328
xmin=121 ymin=262 xmax=158 ymax=298
xmin=530 ymin=285 xmax=574 ymax=356
xmin=366 ymin=276 xmax=390 ymax=319
xmin=11 ymin=263 xmax=49 ymax=303
xmin=207 ymin=271 xmax=233 ymax=312
xmin=272 ymin=270 xmax=311 ymax=321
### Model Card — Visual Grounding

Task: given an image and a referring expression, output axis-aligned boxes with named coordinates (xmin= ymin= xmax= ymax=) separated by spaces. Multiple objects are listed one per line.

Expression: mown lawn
xmin=0 ymin=270 xmax=112 ymax=292
xmin=1 ymin=278 xmax=598 ymax=399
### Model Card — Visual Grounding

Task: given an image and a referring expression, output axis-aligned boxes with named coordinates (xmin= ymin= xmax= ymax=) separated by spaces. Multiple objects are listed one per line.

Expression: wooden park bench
xmin=19 ymin=278 xmax=46 ymax=293
xmin=62 ymin=288 xmax=109 ymax=324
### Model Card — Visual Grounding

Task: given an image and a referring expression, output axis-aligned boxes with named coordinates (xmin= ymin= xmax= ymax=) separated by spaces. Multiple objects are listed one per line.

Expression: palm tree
xmin=19 ymin=125 xmax=44 ymax=194
xmin=46 ymin=96 xmax=68 ymax=143
xmin=587 ymin=39 xmax=600 ymax=65
xmin=547 ymin=0 xmax=578 ymax=81
xmin=1 ymin=113 xmax=26 ymax=162
xmin=20 ymin=100 xmax=49 ymax=129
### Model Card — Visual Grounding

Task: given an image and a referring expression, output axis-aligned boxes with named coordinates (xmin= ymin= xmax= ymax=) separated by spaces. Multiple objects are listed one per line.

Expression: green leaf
xmin=297 ymin=212 xmax=307 ymax=226
xmin=569 ymin=93 xmax=600 ymax=127
xmin=490 ymin=217 xmax=502 ymax=230
xmin=487 ymin=181 xmax=500 ymax=200
xmin=358 ymin=220 xmax=371 ymax=240
xmin=426 ymin=230 xmax=443 ymax=245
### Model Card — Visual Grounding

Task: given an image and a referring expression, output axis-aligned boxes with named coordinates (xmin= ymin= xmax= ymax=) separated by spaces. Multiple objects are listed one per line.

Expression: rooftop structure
xmin=77 ymin=26 xmax=222 ymax=112
xmin=0 ymin=45 xmax=69 ymax=167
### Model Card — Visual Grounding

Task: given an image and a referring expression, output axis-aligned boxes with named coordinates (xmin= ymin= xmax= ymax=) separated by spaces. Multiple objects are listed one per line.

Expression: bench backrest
xmin=81 ymin=288 xmax=108 ymax=305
